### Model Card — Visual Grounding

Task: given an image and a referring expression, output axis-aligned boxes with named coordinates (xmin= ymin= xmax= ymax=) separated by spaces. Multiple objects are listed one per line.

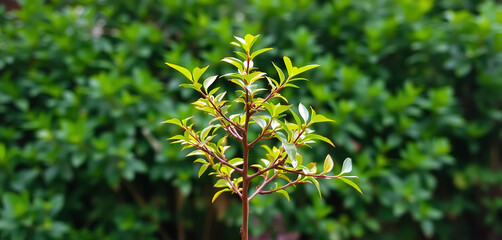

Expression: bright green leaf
xmin=283 ymin=56 xmax=293 ymax=77
xmin=276 ymin=189 xmax=290 ymax=201
xmin=162 ymin=118 xmax=183 ymax=127
xmin=198 ymin=164 xmax=209 ymax=178
xmin=339 ymin=177 xmax=363 ymax=195
xmin=251 ymin=48 xmax=273 ymax=59
xmin=311 ymin=114 xmax=334 ymax=123
xmin=308 ymin=134 xmax=335 ymax=147
xmin=192 ymin=65 xmax=209 ymax=83
xmin=273 ymin=63 xmax=285 ymax=84
xmin=214 ymin=179 xmax=229 ymax=188
xmin=295 ymin=64 xmax=320 ymax=75
xmin=166 ymin=62 xmax=192 ymax=81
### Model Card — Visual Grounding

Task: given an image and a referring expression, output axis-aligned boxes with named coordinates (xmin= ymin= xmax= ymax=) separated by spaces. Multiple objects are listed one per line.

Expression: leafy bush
xmin=0 ymin=0 xmax=501 ymax=239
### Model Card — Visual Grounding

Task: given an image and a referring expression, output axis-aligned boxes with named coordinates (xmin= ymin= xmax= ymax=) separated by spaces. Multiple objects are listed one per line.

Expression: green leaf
xmin=0 ymin=143 xmax=5 ymax=162
xmin=323 ymin=154 xmax=334 ymax=174
xmin=229 ymin=158 xmax=244 ymax=166
xmin=222 ymin=57 xmax=244 ymax=71
xmin=192 ymin=65 xmax=209 ymax=83
xmin=283 ymin=56 xmax=293 ymax=77
xmin=311 ymin=114 xmax=334 ymax=123
xmin=295 ymin=64 xmax=320 ymax=75
xmin=234 ymin=36 xmax=246 ymax=45
xmin=193 ymin=158 xmax=207 ymax=164
xmin=339 ymin=177 xmax=363 ymax=195
xmin=251 ymin=116 xmax=267 ymax=129
xmin=235 ymin=51 xmax=247 ymax=60
xmin=308 ymin=177 xmax=322 ymax=199
xmin=308 ymin=134 xmax=335 ymax=147
xmin=289 ymin=109 xmax=302 ymax=129
xmin=162 ymin=118 xmax=183 ymax=127
xmin=198 ymin=164 xmax=209 ymax=178
xmin=212 ymin=189 xmax=231 ymax=203
xmin=298 ymin=103 xmax=309 ymax=123
xmin=203 ymin=75 xmax=218 ymax=92
xmin=276 ymin=189 xmax=290 ymax=201
xmin=275 ymin=104 xmax=291 ymax=116
xmin=273 ymin=62 xmax=285 ymax=85
xmin=244 ymin=34 xmax=258 ymax=50
xmin=200 ymin=125 xmax=213 ymax=140
xmin=166 ymin=62 xmax=192 ymax=81
xmin=340 ymin=158 xmax=352 ymax=175
xmin=283 ymin=142 xmax=298 ymax=168
xmin=214 ymin=179 xmax=229 ymax=188
xmin=251 ymin=48 xmax=273 ymax=59
xmin=179 ymin=83 xmax=202 ymax=91
xmin=186 ymin=150 xmax=206 ymax=157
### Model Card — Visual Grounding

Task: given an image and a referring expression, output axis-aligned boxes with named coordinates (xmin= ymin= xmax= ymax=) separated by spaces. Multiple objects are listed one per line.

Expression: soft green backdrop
xmin=1 ymin=0 xmax=501 ymax=239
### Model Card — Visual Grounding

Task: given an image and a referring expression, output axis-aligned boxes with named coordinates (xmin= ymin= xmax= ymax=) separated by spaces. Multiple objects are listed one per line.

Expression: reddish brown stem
xmin=249 ymin=171 xmax=279 ymax=200
xmin=259 ymin=178 xmax=302 ymax=194
xmin=276 ymin=166 xmax=341 ymax=179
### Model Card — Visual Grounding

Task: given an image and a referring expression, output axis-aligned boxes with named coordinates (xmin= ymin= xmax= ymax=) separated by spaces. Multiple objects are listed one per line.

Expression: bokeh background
xmin=1 ymin=0 xmax=501 ymax=239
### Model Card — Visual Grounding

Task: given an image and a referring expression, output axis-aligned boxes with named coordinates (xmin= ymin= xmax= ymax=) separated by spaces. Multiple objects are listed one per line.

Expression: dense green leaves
xmin=2 ymin=0 xmax=500 ymax=239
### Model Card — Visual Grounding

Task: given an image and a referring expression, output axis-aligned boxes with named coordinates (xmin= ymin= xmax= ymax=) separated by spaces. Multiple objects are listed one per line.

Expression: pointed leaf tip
xmin=339 ymin=177 xmax=363 ymax=195
xmin=340 ymin=158 xmax=352 ymax=175
xmin=166 ymin=62 xmax=192 ymax=81
xmin=323 ymin=155 xmax=334 ymax=174
xmin=298 ymin=103 xmax=309 ymax=122
xmin=276 ymin=189 xmax=290 ymax=201
xmin=212 ymin=189 xmax=230 ymax=203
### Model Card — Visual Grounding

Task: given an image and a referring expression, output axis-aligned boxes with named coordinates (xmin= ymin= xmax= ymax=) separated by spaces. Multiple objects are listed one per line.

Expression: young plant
xmin=164 ymin=34 xmax=362 ymax=240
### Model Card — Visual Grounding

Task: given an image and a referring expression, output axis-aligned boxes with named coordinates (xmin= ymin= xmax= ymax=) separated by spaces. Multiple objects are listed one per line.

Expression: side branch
xmin=248 ymin=171 xmax=279 ymax=200
xmin=259 ymin=178 xmax=302 ymax=195
xmin=199 ymin=145 xmax=243 ymax=173
xmin=183 ymin=126 xmax=243 ymax=173
xmin=248 ymin=119 xmax=274 ymax=147
xmin=199 ymin=90 xmax=244 ymax=134
xmin=215 ymin=168 xmax=242 ymax=198
xmin=277 ymin=166 xmax=341 ymax=179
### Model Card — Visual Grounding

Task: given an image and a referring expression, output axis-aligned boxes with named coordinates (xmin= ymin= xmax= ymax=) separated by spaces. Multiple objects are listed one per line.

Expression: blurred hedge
xmin=1 ymin=0 xmax=501 ymax=239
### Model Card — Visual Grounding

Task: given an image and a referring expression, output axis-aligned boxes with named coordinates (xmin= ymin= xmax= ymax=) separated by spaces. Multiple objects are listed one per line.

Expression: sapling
xmin=164 ymin=34 xmax=362 ymax=240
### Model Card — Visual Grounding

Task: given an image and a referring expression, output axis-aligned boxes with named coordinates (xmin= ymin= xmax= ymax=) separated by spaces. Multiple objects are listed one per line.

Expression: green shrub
xmin=0 ymin=0 xmax=501 ymax=239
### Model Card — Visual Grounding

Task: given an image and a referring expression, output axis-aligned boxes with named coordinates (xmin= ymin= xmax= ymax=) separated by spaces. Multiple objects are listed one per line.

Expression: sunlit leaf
xmin=276 ymin=189 xmax=290 ymax=201
xmin=179 ymin=83 xmax=202 ymax=91
xmin=214 ymin=179 xmax=229 ymax=188
xmin=283 ymin=56 xmax=293 ymax=77
xmin=203 ymin=75 xmax=218 ymax=92
xmin=192 ymin=65 xmax=209 ymax=83
xmin=283 ymin=142 xmax=297 ymax=168
xmin=251 ymin=48 xmax=273 ymax=59
xmin=340 ymin=158 xmax=352 ymax=175
xmin=339 ymin=177 xmax=363 ymax=195
xmin=294 ymin=64 xmax=320 ymax=75
xmin=162 ymin=118 xmax=182 ymax=127
xmin=273 ymin=62 xmax=285 ymax=84
xmin=298 ymin=103 xmax=309 ymax=123
xmin=212 ymin=189 xmax=231 ymax=203
xmin=311 ymin=114 xmax=334 ymax=123
xmin=198 ymin=164 xmax=209 ymax=178
xmin=308 ymin=134 xmax=335 ymax=147
xmin=166 ymin=62 xmax=192 ymax=81
xmin=323 ymin=154 xmax=334 ymax=174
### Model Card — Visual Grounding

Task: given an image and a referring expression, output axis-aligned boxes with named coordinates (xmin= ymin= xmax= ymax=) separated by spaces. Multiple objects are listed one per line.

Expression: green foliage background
xmin=1 ymin=0 xmax=501 ymax=239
